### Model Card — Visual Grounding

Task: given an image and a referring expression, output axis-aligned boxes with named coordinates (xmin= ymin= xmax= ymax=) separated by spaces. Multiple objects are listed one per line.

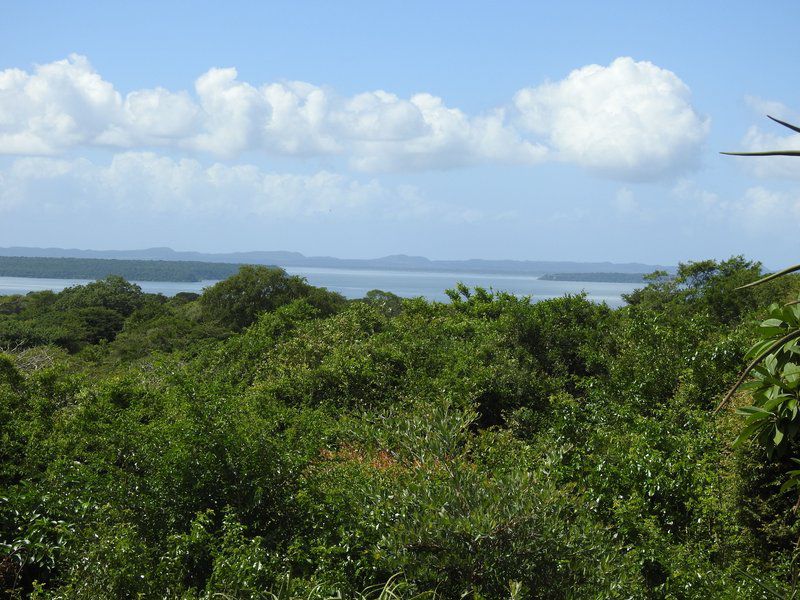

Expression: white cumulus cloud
xmin=513 ymin=57 xmax=709 ymax=180
xmin=0 ymin=55 xmax=709 ymax=180
xmin=0 ymin=54 xmax=121 ymax=153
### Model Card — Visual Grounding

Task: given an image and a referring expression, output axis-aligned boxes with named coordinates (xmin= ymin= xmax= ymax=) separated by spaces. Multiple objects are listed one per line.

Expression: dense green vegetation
xmin=0 ymin=256 xmax=245 ymax=282
xmin=1 ymin=260 xmax=800 ymax=598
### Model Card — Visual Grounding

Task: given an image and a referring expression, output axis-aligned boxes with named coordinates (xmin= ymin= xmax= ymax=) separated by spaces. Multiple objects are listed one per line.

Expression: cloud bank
xmin=0 ymin=153 xmax=496 ymax=223
xmin=0 ymin=55 xmax=709 ymax=180
xmin=673 ymin=179 xmax=800 ymax=233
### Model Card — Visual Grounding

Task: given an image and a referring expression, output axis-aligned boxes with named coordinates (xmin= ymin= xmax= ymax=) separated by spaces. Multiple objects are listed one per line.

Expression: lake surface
xmin=0 ymin=268 xmax=644 ymax=308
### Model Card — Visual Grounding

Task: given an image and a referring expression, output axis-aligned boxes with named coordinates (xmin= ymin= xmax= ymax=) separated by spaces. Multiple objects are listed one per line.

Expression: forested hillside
xmin=2 ymin=259 xmax=799 ymax=598
xmin=0 ymin=257 xmax=244 ymax=282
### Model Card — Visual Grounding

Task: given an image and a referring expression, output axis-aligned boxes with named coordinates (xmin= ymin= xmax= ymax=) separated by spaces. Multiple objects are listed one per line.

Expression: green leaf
xmin=761 ymin=327 xmax=787 ymax=337
xmin=774 ymin=426 xmax=784 ymax=445
xmin=765 ymin=354 xmax=779 ymax=375
xmin=733 ymin=421 xmax=768 ymax=447
xmin=740 ymin=380 xmax=763 ymax=391
xmin=781 ymin=306 xmax=800 ymax=326
xmin=780 ymin=478 xmax=799 ymax=493
xmin=737 ymin=405 xmax=773 ymax=417
xmin=746 ymin=340 xmax=778 ymax=361
xmin=762 ymin=396 xmax=786 ymax=412
xmin=762 ymin=318 xmax=786 ymax=328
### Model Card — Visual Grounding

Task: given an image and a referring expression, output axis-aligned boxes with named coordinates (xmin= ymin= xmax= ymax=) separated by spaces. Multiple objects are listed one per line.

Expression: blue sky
xmin=1 ymin=1 xmax=799 ymax=265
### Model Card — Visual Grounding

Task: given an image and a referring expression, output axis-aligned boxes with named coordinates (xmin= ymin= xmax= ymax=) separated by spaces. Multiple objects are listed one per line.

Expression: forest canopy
xmin=2 ymin=260 xmax=800 ymax=598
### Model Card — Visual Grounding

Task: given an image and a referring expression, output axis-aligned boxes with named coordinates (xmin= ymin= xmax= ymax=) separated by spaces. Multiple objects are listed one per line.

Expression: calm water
xmin=0 ymin=268 xmax=644 ymax=308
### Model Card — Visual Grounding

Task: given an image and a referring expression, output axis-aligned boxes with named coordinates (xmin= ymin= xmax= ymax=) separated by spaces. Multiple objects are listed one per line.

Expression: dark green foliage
xmin=625 ymin=256 xmax=794 ymax=325
xmin=0 ymin=277 xmax=150 ymax=353
xmin=362 ymin=289 xmax=404 ymax=316
xmin=1 ymin=259 xmax=799 ymax=598
xmin=54 ymin=276 xmax=146 ymax=317
xmin=200 ymin=265 xmax=345 ymax=331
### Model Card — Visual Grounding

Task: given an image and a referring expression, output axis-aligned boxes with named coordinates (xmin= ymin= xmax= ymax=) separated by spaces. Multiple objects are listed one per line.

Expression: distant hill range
xmin=0 ymin=247 xmax=674 ymax=278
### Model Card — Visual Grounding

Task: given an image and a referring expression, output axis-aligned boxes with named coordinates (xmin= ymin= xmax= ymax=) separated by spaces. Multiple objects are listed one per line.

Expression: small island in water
xmin=540 ymin=272 xmax=649 ymax=283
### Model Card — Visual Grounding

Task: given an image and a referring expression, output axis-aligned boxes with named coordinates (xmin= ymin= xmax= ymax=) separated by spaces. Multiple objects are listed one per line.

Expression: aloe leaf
xmin=767 ymin=115 xmax=800 ymax=134
xmin=736 ymin=263 xmax=800 ymax=290
xmin=720 ymin=150 xmax=800 ymax=156
xmin=774 ymin=426 xmax=784 ymax=445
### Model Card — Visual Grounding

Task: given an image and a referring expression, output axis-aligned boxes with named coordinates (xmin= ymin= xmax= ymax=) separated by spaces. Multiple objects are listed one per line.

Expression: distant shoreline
xmin=0 ymin=255 xmax=654 ymax=285
xmin=0 ymin=246 xmax=674 ymax=278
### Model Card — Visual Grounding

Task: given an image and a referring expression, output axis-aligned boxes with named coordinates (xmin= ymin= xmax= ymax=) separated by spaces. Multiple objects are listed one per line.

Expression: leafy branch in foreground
xmin=720 ymin=116 xmax=800 ymax=494
xmin=727 ymin=303 xmax=800 ymax=462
